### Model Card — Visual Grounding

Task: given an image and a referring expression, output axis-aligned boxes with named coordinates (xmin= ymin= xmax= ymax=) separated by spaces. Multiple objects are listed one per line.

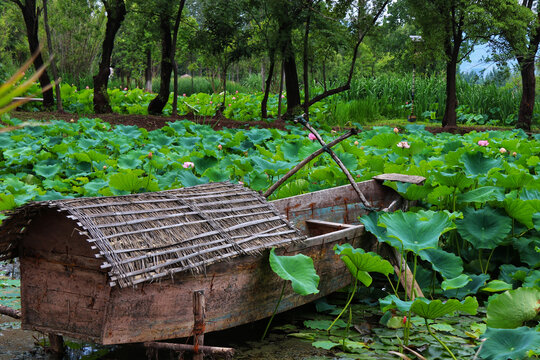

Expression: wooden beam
xmin=144 ymin=342 xmax=235 ymax=356
xmin=193 ymin=290 xmax=205 ymax=360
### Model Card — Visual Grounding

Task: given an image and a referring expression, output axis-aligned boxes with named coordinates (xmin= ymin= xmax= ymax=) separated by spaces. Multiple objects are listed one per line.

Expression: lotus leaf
xmin=457 ymin=186 xmax=505 ymax=204
xmin=442 ymin=273 xmax=490 ymax=299
xmin=486 ymin=287 xmax=540 ymax=329
xmin=269 ymin=248 xmax=319 ymax=296
xmin=334 ymin=244 xmax=394 ymax=287
xmin=460 ymin=151 xmax=502 ymax=176
xmin=379 ymin=211 xmax=453 ymax=253
xmin=419 ymin=248 xmax=463 ymax=279
xmin=441 ymin=274 xmax=471 ymax=291
xmin=379 ymin=294 xmax=413 ymax=312
xmin=433 ymin=171 xmax=474 ymax=189
xmin=481 ymin=280 xmax=513 ymax=292
xmin=504 ymin=198 xmax=540 ymax=229
xmin=456 ymin=206 xmax=511 ymax=249
xmin=410 ymin=296 xmax=478 ymax=320
xmin=479 ymin=326 xmax=540 ymax=360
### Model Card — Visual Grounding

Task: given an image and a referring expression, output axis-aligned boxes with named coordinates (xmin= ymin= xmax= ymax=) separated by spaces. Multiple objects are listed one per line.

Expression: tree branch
xmin=306 ymin=0 xmax=389 ymax=106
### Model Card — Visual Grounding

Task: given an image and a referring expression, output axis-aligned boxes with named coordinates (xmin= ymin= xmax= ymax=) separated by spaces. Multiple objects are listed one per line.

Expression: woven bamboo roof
xmin=0 ymin=182 xmax=305 ymax=288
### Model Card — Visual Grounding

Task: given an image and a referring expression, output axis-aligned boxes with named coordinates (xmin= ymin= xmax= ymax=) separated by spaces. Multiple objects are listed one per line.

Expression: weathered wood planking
xmin=372 ymin=173 xmax=425 ymax=185
xmin=272 ymin=179 xmax=402 ymax=231
xmin=100 ymin=225 xmax=366 ymax=344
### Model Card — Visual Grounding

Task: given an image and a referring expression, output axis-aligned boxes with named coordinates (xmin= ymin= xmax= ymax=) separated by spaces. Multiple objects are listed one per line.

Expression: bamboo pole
xmin=144 ymin=342 xmax=235 ymax=356
xmin=297 ymin=117 xmax=372 ymax=209
xmin=264 ymin=129 xmax=357 ymax=198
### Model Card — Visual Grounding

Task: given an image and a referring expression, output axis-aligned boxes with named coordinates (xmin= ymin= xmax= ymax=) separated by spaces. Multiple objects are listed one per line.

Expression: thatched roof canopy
xmin=0 ymin=182 xmax=305 ymax=288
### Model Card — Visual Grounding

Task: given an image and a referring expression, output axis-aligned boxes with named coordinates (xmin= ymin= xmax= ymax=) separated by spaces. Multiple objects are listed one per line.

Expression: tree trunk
xmin=42 ymin=0 xmax=62 ymax=112
xmin=148 ymin=11 xmax=173 ymax=115
xmin=221 ymin=65 xmax=227 ymax=109
xmin=16 ymin=0 xmax=54 ymax=108
xmin=283 ymin=50 xmax=301 ymax=118
xmin=93 ymin=0 xmax=126 ymax=113
xmin=442 ymin=58 xmax=458 ymax=128
xmin=171 ymin=0 xmax=186 ymax=117
xmin=261 ymin=61 xmax=265 ymax=92
xmin=145 ymin=48 xmax=152 ymax=92
xmin=516 ymin=57 xmax=535 ymax=132
xmin=302 ymin=6 xmax=312 ymax=119
xmin=261 ymin=51 xmax=275 ymax=119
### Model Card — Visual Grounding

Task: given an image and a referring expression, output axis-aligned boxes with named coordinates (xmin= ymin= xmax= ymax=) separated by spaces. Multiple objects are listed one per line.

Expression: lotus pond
xmin=0 ymin=117 xmax=539 ymax=359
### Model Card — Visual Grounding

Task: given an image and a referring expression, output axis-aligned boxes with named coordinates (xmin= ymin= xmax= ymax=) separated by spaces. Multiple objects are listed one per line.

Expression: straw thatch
xmin=0 ymin=182 xmax=305 ymax=288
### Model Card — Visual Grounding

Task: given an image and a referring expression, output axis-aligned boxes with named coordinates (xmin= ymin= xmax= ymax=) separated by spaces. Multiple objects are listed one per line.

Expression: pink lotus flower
xmin=393 ymin=127 xmax=399 ymax=134
xmin=499 ymin=147 xmax=507 ymax=154
xmin=397 ymin=141 xmax=410 ymax=149
xmin=182 ymin=161 xmax=194 ymax=169
xmin=218 ymin=144 xmax=222 ymax=150
xmin=124 ymin=87 xmax=127 ymax=91
xmin=308 ymin=133 xmax=317 ymax=141
xmin=281 ymin=94 xmax=285 ymax=98
xmin=210 ymin=101 xmax=213 ymax=104
xmin=235 ymin=90 xmax=239 ymax=94
xmin=148 ymin=152 xmax=153 ymax=159
xmin=183 ymin=93 xmax=186 ymax=97
xmin=228 ymin=104 xmax=231 ymax=107
xmin=238 ymin=181 xmax=244 ymax=185
xmin=478 ymin=140 xmax=489 ymax=146
xmin=512 ymin=152 xmax=517 ymax=156
xmin=85 ymin=86 xmax=89 ymax=89
xmin=103 ymin=165 xmax=107 ymax=170
xmin=354 ymin=141 xmax=359 ymax=146
xmin=232 ymin=97 xmax=236 ymax=100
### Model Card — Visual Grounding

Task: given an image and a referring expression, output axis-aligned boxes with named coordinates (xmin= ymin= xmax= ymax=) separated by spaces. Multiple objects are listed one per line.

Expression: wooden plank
xmin=373 ymin=173 xmax=425 ymax=185
xmin=272 ymin=179 xmax=400 ymax=229
xmin=20 ymin=257 xmax=110 ymax=340
xmin=13 ymin=97 xmax=44 ymax=102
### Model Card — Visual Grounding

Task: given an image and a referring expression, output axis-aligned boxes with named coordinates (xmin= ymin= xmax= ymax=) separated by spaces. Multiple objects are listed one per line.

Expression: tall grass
xmin=320 ymin=73 xmax=531 ymax=126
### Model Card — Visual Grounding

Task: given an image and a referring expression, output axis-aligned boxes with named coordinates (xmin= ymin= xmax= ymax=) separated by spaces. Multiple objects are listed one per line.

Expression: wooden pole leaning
xmin=296 ymin=117 xmax=372 ymax=209
xmin=263 ymin=129 xmax=357 ymax=198
xmin=193 ymin=290 xmax=205 ymax=360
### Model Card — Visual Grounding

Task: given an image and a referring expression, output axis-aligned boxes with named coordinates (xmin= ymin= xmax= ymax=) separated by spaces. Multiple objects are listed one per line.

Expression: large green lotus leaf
xmin=512 ymin=236 xmax=540 ymax=268
xmin=148 ymin=132 xmax=175 ymax=147
xmin=426 ymin=185 xmax=453 ymax=207
xmin=364 ymin=132 xmax=399 ymax=148
xmin=269 ymin=248 xmax=319 ymax=296
xmin=279 ymin=141 xmax=303 ymax=161
xmin=523 ymin=270 xmax=540 ymax=288
xmin=33 ymin=163 xmax=61 ymax=178
xmin=460 ymin=151 xmax=502 ymax=177
xmin=479 ymin=326 xmax=540 ymax=360
xmin=334 ymin=244 xmax=394 ymax=287
xmin=117 ymin=153 xmax=143 ymax=170
xmin=83 ymin=179 xmax=109 ymax=196
xmin=112 ymin=125 xmax=142 ymax=139
xmin=418 ymin=247 xmax=463 ymax=279
xmin=379 ymin=294 xmax=413 ymax=312
xmin=410 ymin=296 xmax=478 ymax=320
xmin=504 ymin=198 xmax=540 ymax=229
xmin=176 ymin=171 xmax=208 ymax=187
xmin=457 ymin=186 xmax=505 ymax=204
xmin=441 ymin=274 xmax=471 ymax=291
xmin=481 ymin=280 xmax=513 ymax=293
xmin=109 ymin=172 xmax=159 ymax=193
xmin=486 ymin=287 xmax=540 ymax=328
xmin=520 ymin=188 xmax=540 ymax=201
xmin=359 ymin=212 xmax=399 ymax=248
xmin=379 ymin=211 xmax=453 ymax=253
xmin=442 ymin=273 xmax=490 ymax=299
xmin=193 ymin=156 xmax=218 ymax=174
xmin=402 ymin=183 xmax=432 ymax=201
xmin=245 ymin=128 xmax=272 ymax=145
xmin=0 ymin=194 xmax=16 ymax=211
xmin=178 ymin=137 xmax=201 ymax=151
xmin=433 ymin=171 xmax=474 ymax=190
xmin=202 ymin=167 xmax=230 ymax=182
xmin=499 ymin=264 xmax=530 ymax=286
xmin=493 ymin=171 xmax=534 ymax=190
xmin=456 ymin=206 xmax=512 ymax=249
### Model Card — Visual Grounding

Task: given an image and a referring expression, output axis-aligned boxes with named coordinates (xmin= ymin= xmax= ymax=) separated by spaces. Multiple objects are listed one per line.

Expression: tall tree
xmin=7 ymin=0 xmax=55 ymax=108
xmin=42 ymin=0 xmax=62 ymax=111
xmin=488 ymin=0 xmax=538 ymax=131
xmin=93 ymin=0 xmax=126 ymax=113
xmin=406 ymin=0 xmax=495 ymax=128
xmin=195 ymin=0 xmax=250 ymax=111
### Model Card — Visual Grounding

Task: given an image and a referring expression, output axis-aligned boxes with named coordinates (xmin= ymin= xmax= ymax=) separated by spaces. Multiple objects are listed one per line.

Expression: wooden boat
xmin=0 ymin=174 xmax=423 ymax=345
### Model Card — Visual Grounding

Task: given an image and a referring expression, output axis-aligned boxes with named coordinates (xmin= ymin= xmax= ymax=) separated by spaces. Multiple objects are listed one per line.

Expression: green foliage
xmin=479 ymin=327 xmax=540 ymax=360
xmin=486 ymin=287 xmax=540 ymax=329
xmin=268 ymin=248 xmax=319 ymax=296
